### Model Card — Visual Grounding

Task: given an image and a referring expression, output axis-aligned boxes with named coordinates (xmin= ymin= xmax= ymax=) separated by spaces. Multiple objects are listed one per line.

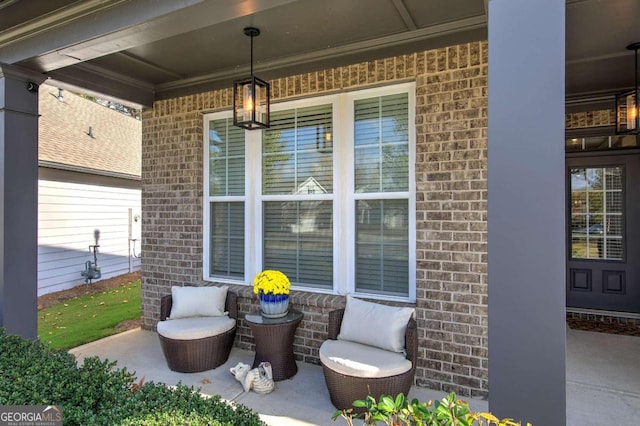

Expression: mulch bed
xmin=567 ymin=317 xmax=640 ymax=337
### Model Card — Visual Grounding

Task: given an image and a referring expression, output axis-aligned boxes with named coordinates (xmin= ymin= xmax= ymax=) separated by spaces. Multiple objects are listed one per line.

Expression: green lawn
xmin=38 ymin=280 xmax=141 ymax=350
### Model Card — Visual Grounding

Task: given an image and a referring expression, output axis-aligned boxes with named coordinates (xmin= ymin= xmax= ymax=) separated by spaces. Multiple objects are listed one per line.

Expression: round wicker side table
xmin=245 ymin=309 xmax=303 ymax=381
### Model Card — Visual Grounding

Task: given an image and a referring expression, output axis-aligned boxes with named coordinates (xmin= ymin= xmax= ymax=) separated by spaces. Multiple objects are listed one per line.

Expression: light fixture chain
xmin=250 ymin=32 xmax=254 ymax=77
xmin=633 ymin=44 xmax=640 ymax=131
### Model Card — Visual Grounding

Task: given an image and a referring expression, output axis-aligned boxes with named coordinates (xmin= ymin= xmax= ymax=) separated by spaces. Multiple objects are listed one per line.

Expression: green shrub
xmin=120 ymin=411 xmax=225 ymax=426
xmin=333 ymin=392 xmax=531 ymax=426
xmin=0 ymin=328 xmax=264 ymax=426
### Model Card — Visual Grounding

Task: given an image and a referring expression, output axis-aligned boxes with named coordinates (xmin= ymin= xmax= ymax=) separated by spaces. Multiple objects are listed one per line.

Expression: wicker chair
xmin=320 ymin=307 xmax=418 ymax=411
xmin=157 ymin=291 xmax=237 ymax=373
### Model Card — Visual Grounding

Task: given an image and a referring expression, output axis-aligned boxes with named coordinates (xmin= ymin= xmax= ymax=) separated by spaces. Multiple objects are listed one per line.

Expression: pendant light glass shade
xmin=233 ymin=27 xmax=270 ymax=130
xmin=616 ymin=42 xmax=640 ymax=134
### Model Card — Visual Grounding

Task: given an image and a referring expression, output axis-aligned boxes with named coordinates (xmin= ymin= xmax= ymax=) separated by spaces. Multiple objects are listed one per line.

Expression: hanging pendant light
xmin=233 ymin=27 xmax=270 ymax=130
xmin=615 ymin=42 xmax=640 ymax=134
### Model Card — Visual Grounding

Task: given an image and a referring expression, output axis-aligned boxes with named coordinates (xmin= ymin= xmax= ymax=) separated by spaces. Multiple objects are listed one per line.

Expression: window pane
xmin=606 ymin=167 xmax=622 ymax=190
xmin=586 ymin=168 xmax=603 ymax=190
xmin=263 ymin=201 xmax=333 ymax=288
xmin=607 ymin=215 xmax=622 ymax=236
xmin=565 ymin=135 xmax=639 ymax=152
xmin=570 ymin=166 xmax=624 ymax=261
xmin=584 ymin=136 xmax=610 ymax=151
xmin=356 ymin=199 xmax=409 ymax=296
xmin=355 ymin=146 xmax=381 ymax=191
xmin=606 ymin=191 xmax=622 ymax=213
xmin=210 ymin=202 xmax=244 ymax=278
xmin=611 ymin=135 xmax=639 ymax=149
xmin=606 ymin=238 xmax=623 ymax=260
xmin=263 ymin=104 xmax=333 ymax=195
xmin=586 ymin=237 xmax=604 ymax=259
xmin=209 ymin=118 xmax=245 ymax=196
xmin=571 ymin=191 xmax=587 ymax=213
xmin=571 ymin=236 xmax=587 ymax=258
xmin=587 ymin=192 xmax=603 ymax=213
xmin=355 ymin=93 xmax=409 ymax=193
xmin=382 ymin=144 xmax=409 ymax=192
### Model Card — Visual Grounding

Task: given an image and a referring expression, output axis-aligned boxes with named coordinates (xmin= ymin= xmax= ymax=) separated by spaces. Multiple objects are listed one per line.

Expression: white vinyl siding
xmin=38 ymin=175 xmax=141 ymax=295
xmin=203 ymin=83 xmax=415 ymax=301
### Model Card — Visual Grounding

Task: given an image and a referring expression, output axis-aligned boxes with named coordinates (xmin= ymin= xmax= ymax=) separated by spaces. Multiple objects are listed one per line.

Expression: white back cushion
xmin=337 ymin=295 xmax=414 ymax=353
xmin=169 ymin=286 xmax=228 ymax=319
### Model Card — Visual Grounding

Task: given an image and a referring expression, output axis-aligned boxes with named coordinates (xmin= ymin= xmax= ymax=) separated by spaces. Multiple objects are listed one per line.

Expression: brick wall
xmin=415 ymin=43 xmax=488 ymax=397
xmin=141 ymin=40 xmax=489 ymax=397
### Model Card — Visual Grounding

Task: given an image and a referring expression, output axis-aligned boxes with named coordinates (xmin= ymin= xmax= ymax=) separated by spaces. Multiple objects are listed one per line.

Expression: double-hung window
xmin=204 ymin=117 xmax=246 ymax=279
xmin=353 ymin=92 xmax=412 ymax=297
xmin=204 ymin=83 xmax=415 ymax=301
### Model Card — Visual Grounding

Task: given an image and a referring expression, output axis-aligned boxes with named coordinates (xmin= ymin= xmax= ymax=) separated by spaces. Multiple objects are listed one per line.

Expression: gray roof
xmin=38 ymin=84 xmax=141 ymax=179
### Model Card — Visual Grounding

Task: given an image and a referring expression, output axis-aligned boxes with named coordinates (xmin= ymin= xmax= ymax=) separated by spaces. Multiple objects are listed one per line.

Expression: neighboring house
xmin=37 ymin=84 xmax=142 ymax=295
xmin=285 ymin=177 xmax=329 ymax=233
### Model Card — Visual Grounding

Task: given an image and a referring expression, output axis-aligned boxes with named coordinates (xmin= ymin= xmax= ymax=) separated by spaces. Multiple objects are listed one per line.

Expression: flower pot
xmin=259 ymin=293 xmax=289 ymax=318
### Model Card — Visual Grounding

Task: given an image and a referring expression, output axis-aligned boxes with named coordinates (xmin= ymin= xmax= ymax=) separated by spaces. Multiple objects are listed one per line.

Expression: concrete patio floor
xmin=69 ymin=326 xmax=640 ymax=425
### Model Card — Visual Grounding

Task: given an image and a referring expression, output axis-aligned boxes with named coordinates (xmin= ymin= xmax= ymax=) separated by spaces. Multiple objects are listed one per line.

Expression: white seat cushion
xmin=320 ymin=339 xmax=412 ymax=379
xmin=157 ymin=316 xmax=235 ymax=340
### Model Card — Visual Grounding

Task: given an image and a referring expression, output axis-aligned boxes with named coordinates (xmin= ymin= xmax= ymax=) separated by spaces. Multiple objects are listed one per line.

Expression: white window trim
xmin=203 ymin=83 xmax=416 ymax=302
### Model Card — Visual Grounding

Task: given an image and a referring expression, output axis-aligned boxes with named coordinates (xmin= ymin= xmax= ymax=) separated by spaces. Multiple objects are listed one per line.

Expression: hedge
xmin=0 ymin=328 xmax=264 ymax=426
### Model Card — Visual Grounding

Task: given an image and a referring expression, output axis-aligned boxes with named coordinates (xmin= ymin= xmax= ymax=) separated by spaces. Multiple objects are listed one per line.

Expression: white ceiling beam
xmin=47 ymin=62 xmax=155 ymax=108
xmin=115 ymin=52 xmax=184 ymax=80
xmin=391 ymin=0 xmax=418 ymax=31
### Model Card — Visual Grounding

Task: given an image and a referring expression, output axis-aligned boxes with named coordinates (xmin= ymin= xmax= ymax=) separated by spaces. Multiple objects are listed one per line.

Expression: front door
xmin=567 ymin=152 xmax=640 ymax=313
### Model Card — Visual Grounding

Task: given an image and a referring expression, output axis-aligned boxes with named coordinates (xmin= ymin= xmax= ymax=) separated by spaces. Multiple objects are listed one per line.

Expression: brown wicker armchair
xmin=157 ymin=290 xmax=237 ymax=373
xmin=320 ymin=307 xmax=418 ymax=411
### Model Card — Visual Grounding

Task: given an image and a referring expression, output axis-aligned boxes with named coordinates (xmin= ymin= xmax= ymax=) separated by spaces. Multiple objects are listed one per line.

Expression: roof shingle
xmin=38 ymin=84 xmax=141 ymax=178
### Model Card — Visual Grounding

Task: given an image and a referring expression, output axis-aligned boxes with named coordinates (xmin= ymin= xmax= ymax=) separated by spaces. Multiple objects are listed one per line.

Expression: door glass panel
xmin=570 ymin=166 xmax=624 ymax=260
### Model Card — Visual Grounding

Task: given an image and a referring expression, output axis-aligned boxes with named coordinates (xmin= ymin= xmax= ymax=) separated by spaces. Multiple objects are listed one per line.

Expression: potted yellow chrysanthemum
xmin=253 ymin=270 xmax=291 ymax=318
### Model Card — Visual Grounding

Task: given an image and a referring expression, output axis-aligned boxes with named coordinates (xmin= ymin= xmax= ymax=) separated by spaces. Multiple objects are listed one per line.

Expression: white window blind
xmin=262 ymin=104 xmax=333 ymax=288
xmin=207 ymin=118 xmax=245 ymax=279
xmin=354 ymin=93 xmax=410 ymax=296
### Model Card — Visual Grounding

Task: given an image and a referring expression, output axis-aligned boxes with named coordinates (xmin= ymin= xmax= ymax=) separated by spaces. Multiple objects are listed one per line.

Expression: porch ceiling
xmin=0 ymin=0 xmax=638 ymax=108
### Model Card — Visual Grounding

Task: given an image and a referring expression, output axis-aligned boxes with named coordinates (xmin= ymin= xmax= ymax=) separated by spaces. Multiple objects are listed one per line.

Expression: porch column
xmin=0 ymin=64 xmax=43 ymax=339
xmin=487 ymin=1 xmax=566 ymax=425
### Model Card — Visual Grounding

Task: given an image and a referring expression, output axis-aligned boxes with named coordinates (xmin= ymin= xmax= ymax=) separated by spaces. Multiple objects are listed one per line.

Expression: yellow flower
xmin=253 ymin=270 xmax=291 ymax=295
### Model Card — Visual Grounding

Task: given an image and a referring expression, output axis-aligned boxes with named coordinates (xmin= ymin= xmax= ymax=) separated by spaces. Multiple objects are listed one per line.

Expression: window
xmin=205 ymin=118 xmax=245 ymax=279
xmin=565 ymin=135 xmax=638 ymax=152
xmin=204 ymin=84 xmax=415 ymax=300
xmin=262 ymin=105 xmax=334 ymax=289
xmin=570 ymin=166 xmax=623 ymax=260
xmin=354 ymin=93 xmax=410 ymax=296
